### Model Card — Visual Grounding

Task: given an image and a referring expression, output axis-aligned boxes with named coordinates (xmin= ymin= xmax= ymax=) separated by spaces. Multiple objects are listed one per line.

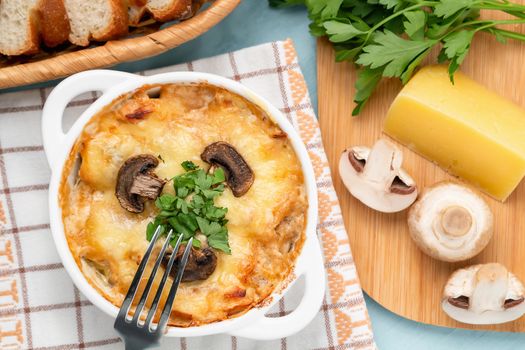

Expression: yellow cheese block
xmin=384 ymin=65 xmax=525 ymax=201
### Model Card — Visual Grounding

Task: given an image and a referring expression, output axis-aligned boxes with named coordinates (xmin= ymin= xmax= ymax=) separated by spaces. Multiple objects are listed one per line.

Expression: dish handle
xmin=229 ymin=237 xmax=326 ymax=340
xmin=42 ymin=70 xmax=138 ymax=168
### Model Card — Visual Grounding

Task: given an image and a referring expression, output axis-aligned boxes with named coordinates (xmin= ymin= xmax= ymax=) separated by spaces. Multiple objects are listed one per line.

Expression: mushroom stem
xmin=362 ymin=139 xmax=400 ymax=186
xmin=115 ymin=154 xmax=165 ymax=213
xmin=129 ymin=173 xmax=165 ymax=200
xmin=471 ymin=264 xmax=509 ymax=313
xmin=440 ymin=206 xmax=473 ymax=237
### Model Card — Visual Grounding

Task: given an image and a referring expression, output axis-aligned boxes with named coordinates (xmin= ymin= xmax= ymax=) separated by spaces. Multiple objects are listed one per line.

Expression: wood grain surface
xmin=317 ymin=7 xmax=525 ymax=332
xmin=0 ymin=0 xmax=240 ymax=89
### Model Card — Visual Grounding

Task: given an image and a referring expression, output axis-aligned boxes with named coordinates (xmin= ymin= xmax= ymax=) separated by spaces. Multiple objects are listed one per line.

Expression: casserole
xmin=42 ymin=70 xmax=325 ymax=339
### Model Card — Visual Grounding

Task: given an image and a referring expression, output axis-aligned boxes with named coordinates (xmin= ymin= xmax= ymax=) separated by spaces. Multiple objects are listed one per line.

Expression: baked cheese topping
xmin=59 ymin=83 xmax=307 ymax=326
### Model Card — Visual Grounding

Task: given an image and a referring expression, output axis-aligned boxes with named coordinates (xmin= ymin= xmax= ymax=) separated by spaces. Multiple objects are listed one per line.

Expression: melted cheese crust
xmin=60 ymin=83 xmax=307 ymax=326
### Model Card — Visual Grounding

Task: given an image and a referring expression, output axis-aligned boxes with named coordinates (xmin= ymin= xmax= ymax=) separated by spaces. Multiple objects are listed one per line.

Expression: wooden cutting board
xmin=317 ymin=8 xmax=525 ymax=331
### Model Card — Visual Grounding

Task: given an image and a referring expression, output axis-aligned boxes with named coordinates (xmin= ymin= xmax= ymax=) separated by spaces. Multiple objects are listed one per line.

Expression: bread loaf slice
xmin=128 ymin=0 xmax=194 ymax=26
xmin=39 ymin=0 xmax=71 ymax=47
xmin=0 ymin=0 xmax=40 ymax=56
xmin=128 ymin=0 xmax=148 ymax=25
xmin=64 ymin=0 xmax=128 ymax=46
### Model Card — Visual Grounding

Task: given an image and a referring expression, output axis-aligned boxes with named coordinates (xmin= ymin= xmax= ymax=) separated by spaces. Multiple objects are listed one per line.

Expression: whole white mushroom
xmin=408 ymin=181 xmax=493 ymax=262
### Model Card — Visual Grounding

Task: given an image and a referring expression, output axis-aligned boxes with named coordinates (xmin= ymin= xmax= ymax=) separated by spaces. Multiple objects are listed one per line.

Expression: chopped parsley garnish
xmin=146 ymin=161 xmax=231 ymax=254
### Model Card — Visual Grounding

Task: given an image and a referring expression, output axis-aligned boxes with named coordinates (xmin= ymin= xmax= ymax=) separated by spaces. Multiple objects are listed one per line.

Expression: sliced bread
xmin=0 ymin=0 xmax=40 ymax=56
xmin=39 ymin=0 xmax=71 ymax=48
xmin=128 ymin=0 xmax=148 ymax=25
xmin=64 ymin=0 xmax=128 ymax=46
xmin=128 ymin=0 xmax=194 ymax=26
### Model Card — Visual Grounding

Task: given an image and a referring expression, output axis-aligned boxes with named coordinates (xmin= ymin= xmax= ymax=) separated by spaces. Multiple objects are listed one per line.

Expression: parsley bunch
xmin=270 ymin=0 xmax=525 ymax=115
xmin=146 ymin=161 xmax=231 ymax=254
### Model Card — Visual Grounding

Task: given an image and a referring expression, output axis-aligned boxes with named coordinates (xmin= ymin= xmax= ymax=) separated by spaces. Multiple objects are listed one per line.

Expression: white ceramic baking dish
xmin=42 ymin=70 xmax=325 ymax=340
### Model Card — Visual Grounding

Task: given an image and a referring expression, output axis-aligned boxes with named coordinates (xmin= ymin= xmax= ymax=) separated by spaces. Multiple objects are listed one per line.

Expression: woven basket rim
xmin=0 ymin=0 xmax=241 ymax=89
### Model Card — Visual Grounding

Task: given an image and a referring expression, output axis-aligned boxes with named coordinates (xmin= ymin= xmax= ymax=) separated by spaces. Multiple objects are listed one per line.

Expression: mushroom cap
xmin=115 ymin=154 xmax=165 ymax=213
xmin=338 ymin=139 xmax=417 ymax=213
xmin=442 ymin=263 xmax=525 ymax=324
xmin=164 ymin=245 xmax=217 ymax=282
xmin=408 ymin=181 xmax=493 ymax=262
xmin=201 ymin=141 xmax=254 ymax=197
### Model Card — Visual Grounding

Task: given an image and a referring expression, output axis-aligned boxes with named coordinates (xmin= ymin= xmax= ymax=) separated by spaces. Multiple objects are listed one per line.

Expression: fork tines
xmin=114 ymin=226 xmax=193 ymax=340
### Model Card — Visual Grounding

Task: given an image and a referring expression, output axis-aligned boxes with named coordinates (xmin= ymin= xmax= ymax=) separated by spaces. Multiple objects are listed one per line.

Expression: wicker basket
xmin=0 ymin=0 xmax=241 ymax=89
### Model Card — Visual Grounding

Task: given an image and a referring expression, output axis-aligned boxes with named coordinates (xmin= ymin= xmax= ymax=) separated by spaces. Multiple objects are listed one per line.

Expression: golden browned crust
xmin=150 ymin=0 xmax=193 ymax=22
xmin=130 ymin=0 xmax=198 ymax=25
xmin=39 ymin=0 xmax=71 ymax=48
xmin=59 ymin=83 xmax=307 ymax=327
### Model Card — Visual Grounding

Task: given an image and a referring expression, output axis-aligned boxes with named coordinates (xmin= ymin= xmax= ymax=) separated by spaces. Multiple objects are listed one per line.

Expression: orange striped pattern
xmin=283 ymin=39 xmax=374 ymax=347
xmin=0 ymin=201 xmax=6 ymax=226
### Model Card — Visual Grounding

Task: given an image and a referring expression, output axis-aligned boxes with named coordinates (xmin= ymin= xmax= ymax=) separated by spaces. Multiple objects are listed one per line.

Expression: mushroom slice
xmin=408 ymin=182 xmax=493 ymax=262
xmin=442 ymin=263 xmax=525 ymax=324
xmin=163 ymin=245 xmax=217 ymax=282
xmin=338 ymin=139 xmax=417 ymax=213
xmin=116 ymin=154 xmax=166 ymax=213
xmin=201 ymin=141 xmax=254 ymax=197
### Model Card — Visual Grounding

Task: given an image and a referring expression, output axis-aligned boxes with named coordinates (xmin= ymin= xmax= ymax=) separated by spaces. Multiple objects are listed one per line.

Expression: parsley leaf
xmin=324 ymin=21 xmax=365 ymax=42
xmin=434 ymin=0 xmax=475 ymax=19
xmin=207 ymin=227 xmax=231 ymax=254
xmin=146 ymin=221 xmax=164 ymax=241
xmin=335 ymin=47 xmax=363 ymax=61
xmin=146 ymin=161 xmax=231 ymax=254
xmin=351 ymin=2 xmax=375 ymax=18
xmin=440 ymin=30 xmax=475 ymax=82
xmin=352 ymin=66 xmax=384 ymax=116
xmin=212 ymin=168 xmax=225 ymax=185
xmin=181 ymin=160 xmax=198 ymax=171
xmin=194 ymin=217 xmax=230 ymax=254
xmin=155 ymin=194 xmax=176 ymax=210
xmin=356 ymin=30 xmax=434 ymax=78
xmin=310 ymin=0 xmax=343 ymax=19
xmin=400 ymin=48 xmax=431 ymax=84
xmin=403 ymin=10 xmax=426 ymax=40
xmin=378 ymin=0 xmax=405 ymax=11
xmin=442 ymin=30 xmax=474 ymax=59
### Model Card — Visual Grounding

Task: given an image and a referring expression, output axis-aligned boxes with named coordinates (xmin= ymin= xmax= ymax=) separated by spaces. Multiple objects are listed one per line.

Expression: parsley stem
xmin=501 ymin=10 xmax=525 ymax=19
xmin=473 ymin=19 xmax=525 ymax=33
xmin=487 ymin=27 xmax=525 ymax=41
xmin=364 ymin=1 xmax=436 ymax=43
xmin=478 ymin=1 xmax=525 ymax=12
xmin=443 ymin=18 xmax=525 ymax=37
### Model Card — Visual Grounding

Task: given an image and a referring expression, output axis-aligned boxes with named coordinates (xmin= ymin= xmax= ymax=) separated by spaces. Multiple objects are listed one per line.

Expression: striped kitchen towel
xmin=0 ymin=39 xmax=375 ymax=349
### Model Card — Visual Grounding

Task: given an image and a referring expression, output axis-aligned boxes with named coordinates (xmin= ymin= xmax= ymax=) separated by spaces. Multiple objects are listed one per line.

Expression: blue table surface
xmin=9 ymin=0 xmax=525 ymax=348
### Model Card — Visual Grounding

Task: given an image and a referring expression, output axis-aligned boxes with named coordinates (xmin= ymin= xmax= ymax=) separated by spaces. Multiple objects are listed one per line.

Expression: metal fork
xmin=114 ymin=227 xmax=193 ymax=350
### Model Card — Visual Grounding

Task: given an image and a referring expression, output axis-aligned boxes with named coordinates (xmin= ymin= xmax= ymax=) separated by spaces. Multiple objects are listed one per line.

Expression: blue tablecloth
xmin=7 ymin=0 xmax=525 ymax=348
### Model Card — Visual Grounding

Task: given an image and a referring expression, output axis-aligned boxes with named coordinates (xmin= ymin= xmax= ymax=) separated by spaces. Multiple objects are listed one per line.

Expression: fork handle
xmin=124 ymin=340 xmax=156 ymax=350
